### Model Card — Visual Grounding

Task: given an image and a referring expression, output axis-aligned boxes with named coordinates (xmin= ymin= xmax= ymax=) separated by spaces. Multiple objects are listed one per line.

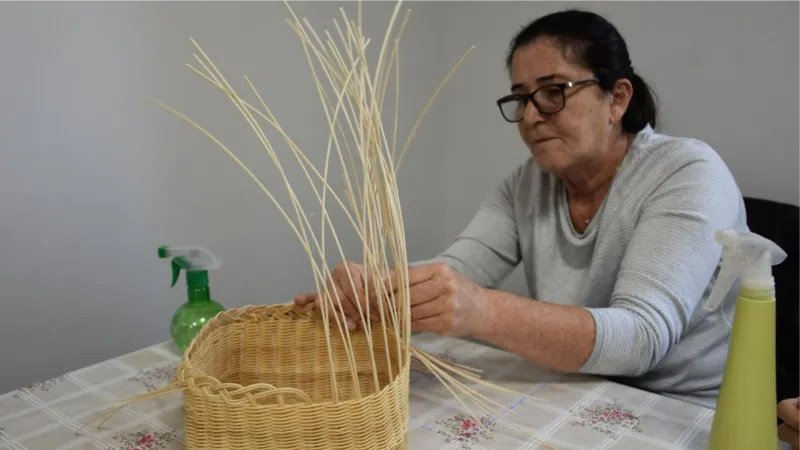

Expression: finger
xmin=294 ymin=293 xmax=316 ymax=307
xmin=383 ymin=264 xmax=439 ymax=293
xmin=408 ymin=278 xmax=446 ymax=306
xmin=317 ymin=289 xmax=359 ymax=333
xmin=314 ymin=285 xmax=345 ymax=321
xmin=410 ymin=316 xmax=446 ymax=334
xmin=338 ymin=315 xmax=357 ymax=332
xmin=335 ymin=265 xmax=373 ymax=322
xmin=339 ymin=283 xmax=369 ymax=325
xmin=778 ymin=398 xmax=800 ymax=426
xmin=319 ymin=287 xmax=350 ymax=319
xmin=338 ymin=264 xmax=365 ymax=299
xmin=327 ymin=275 xmax=370 ymax=328
xmin=364 ymin=290 xmax=408 ymax=325
xmin=411 ymin=264 xmax=444 ymax=283
xmin=410 ymin=297 xmax=445 ymax=321
xmin=779 ymin=423 xmax=799 ymax=447
xmin=371 ymin=274 xmax=439 ymax=308
xmin=362 ymin=276 xmax=401 ymax=319
xmin=334 ymin=269 xmax=364 ymax=299
xmin=365 ymin=300 xmax=392 ymax=320
xmin=325 ymin=273 xmax=350 ymax=308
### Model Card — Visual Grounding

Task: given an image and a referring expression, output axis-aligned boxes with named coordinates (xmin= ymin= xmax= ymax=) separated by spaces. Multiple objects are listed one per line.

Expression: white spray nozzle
xmin=703 ymin=228 xmax=787 ymax=311
xmin=158 ymin=246 xmax=222 ymax=271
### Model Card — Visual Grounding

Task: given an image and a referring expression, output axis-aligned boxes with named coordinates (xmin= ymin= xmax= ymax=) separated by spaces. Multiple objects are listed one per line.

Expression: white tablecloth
xmin=0 ymin=333 xmax=716 ymax=449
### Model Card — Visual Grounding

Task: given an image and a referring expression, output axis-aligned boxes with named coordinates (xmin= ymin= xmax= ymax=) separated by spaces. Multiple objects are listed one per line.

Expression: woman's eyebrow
xmin=537 ymin=74 xmax=557 ymax=83
xmin=510 ymin=73 xmax=568 ymax=92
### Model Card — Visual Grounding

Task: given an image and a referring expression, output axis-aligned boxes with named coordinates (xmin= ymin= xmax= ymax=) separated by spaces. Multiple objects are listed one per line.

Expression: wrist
xmin=470 ymin=287 xmax=497 ymax=339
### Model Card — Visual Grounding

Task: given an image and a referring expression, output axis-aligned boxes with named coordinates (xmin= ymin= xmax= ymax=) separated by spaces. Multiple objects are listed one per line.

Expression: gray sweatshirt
xmin=430 ymin=125 xmax=746 ymax=409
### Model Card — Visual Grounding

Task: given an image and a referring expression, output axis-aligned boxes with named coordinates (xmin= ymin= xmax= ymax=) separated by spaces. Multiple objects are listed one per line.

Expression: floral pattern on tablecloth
xmin=434 ymin=414 xmax=497 ymax=449
xmin=569 ymin=399 xmax=643 ymax=439
xmin=128 ymin=366 xmax=177 ymax=392
xmin=111 ymin=431 xmax=177 ymax=450
xmin=12 ymin=375 xmax=68 ymax=398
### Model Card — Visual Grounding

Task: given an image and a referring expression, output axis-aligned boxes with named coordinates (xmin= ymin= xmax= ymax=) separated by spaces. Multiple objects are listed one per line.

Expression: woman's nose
xmin=521 ymin=99 xmax=543 ymax=124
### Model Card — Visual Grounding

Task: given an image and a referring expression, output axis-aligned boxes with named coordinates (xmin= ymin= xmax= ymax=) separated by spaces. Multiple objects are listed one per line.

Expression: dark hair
xmin=505 ymin=9 xmax=658 ymax=133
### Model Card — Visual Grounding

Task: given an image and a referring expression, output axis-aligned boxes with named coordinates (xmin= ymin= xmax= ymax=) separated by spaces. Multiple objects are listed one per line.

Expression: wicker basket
xmin=177 ymin=303 xmax=410 ymax=450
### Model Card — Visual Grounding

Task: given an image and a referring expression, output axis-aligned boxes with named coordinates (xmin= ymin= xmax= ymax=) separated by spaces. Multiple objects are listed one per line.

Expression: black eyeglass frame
xmin=496 ymin=77 xmax=600 ymax=123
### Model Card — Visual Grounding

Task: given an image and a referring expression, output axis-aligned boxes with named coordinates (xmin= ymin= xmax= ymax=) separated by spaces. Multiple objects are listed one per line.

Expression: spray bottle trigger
xmin=158 ymin=245 xmax=221 ymax=286
xmin=171 ymin=259 xmax=183 ymax=287
xmin=704 ymin=268 xmax=737 ymax=312
xmin=704 ymin=228 xmax=787 ymax=312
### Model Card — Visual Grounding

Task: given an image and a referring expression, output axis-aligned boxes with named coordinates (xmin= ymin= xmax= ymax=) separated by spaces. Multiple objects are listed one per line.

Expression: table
xmin=0 ymin=333 xmax=716 ymax=450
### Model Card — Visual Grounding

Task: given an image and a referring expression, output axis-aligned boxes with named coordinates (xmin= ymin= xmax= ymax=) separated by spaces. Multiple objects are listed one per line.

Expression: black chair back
xmin=742 ymin=196 xmax=799 ymax=404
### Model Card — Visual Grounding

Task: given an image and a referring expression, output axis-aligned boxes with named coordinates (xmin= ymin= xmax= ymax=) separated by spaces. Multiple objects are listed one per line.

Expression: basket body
xmin=178 ymin=304 xmax=410 ymax=450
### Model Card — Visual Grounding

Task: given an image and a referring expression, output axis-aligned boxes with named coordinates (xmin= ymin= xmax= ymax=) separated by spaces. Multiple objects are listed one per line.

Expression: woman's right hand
xmin=778 ymin=397 xmax=800 ymax=450
xmin=293 ymin=260 xmax=371 ymax=332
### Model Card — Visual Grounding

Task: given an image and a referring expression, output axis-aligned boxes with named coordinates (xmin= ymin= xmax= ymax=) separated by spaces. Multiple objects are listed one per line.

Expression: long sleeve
xmin=428 ymin=173 xmax=523 ymax=289
xmin=580 ymin=154 xmax=744 ymax=377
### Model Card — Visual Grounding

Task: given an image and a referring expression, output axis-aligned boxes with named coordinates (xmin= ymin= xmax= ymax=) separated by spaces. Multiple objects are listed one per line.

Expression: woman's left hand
xmin=778 ymin=397 xmax=800 ymax=450
xmin=384 ymin=262 xmax=488 ymax=337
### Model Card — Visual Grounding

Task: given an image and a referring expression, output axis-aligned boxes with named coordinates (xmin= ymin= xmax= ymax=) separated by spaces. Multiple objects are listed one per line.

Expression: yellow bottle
xmin=705 ymin=229 xmax=787 ymax=450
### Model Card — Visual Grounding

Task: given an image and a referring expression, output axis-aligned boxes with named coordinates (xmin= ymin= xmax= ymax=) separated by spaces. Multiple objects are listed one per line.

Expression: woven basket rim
xmin=177 ymin=369 xmax=409 ymax=409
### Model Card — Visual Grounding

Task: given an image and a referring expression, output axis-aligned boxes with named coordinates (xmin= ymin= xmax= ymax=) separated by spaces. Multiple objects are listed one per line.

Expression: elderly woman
xmin=295 ymin=9 xmax=745 ymax=409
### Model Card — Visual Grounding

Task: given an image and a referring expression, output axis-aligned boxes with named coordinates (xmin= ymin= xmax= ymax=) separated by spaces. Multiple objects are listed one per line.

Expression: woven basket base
xmin=180 ymin=304 xmax=410 ymax=450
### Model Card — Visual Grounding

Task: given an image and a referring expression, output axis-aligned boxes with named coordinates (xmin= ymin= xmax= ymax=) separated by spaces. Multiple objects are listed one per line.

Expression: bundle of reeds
xmin=83 ymin=2 xmax=551 ymax=448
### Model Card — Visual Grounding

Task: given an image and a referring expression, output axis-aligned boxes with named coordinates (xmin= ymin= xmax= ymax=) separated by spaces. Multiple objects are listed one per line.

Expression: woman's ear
xmin=609 ymin=78 xmax=634 ymax=125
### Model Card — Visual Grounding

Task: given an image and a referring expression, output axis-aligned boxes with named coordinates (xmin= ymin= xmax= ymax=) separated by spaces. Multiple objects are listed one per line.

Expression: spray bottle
xmin=158 ymin=245 xmax=226 ymax=352
xmin=704 ymin=228 xmax=787 ymax=450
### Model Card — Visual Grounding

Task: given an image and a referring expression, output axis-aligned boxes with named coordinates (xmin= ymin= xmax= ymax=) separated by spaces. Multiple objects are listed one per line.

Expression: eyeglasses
xmin=496 ymin=77 xmax=599 ymax=123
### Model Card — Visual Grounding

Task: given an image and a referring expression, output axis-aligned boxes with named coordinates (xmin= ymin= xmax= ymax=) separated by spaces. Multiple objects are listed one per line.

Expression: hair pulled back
xmin=506 ymin=9 xmax=658 ymax=132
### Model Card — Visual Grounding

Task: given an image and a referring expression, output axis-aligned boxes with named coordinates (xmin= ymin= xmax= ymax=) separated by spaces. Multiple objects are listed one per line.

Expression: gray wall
xmin=0 ymin=1 xmax=451 ymax=393
xmin=0 ymin=1 xmax=796 ymax=393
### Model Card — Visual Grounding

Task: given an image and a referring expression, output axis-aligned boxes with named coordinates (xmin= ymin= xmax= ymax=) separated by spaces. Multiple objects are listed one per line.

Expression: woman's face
xmin=509 ymin=38 xmax=625 ymax=176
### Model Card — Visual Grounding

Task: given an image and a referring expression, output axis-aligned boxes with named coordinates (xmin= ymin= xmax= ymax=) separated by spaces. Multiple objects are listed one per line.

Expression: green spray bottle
xmin=704 ymin=228 xmax=787 ymax=450
xmin=158 ymin=245 xmax=226 ymax=352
